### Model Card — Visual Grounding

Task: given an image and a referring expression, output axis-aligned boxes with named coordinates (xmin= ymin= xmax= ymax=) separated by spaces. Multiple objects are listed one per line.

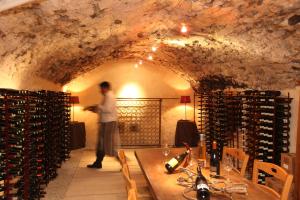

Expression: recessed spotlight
xmin=139 ymin=60 xmax=143 ymax=65
xmin=181 ymin=23 xmax=188 ymax=33
xmin=151 ymin=46 xmax=158 ymax=52
xmin=147 ymin=55 xmax=153 ymax=61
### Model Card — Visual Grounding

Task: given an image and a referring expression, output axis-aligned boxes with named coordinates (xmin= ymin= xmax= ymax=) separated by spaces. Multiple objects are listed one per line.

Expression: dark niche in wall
xmin=194 ymin=74 xmax=248 ymax=92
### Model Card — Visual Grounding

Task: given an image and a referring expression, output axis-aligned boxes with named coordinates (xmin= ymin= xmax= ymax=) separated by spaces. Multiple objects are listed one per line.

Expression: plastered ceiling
xmin=0 ymin=0 xmax=300 ymax=89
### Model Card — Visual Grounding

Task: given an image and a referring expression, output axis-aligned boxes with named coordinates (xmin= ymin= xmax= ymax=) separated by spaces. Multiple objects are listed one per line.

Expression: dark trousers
xmin=95 ymin=121 xmax=119 ymax=164
xmin=96 ymin=150 xmax=105 ymax=164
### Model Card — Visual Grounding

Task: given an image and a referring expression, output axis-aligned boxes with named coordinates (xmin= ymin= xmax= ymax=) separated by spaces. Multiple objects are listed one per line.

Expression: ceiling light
xmin=181 ymin=23 xmax=188 ymax=33
xmin=62 ymin=85 xmax=69 ymax=92
xmin=151 ymin=46 xmax=158 ymax=52
xmin=138 ymin=60 xmax=143 ymax=65
xmin=134 ymin=64 xmax=139 ymax=68
xmin=147 ymin=55 xmax=153 ymax=61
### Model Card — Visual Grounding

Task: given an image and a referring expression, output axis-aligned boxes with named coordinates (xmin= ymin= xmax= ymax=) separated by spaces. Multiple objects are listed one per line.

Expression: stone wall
xmin=0 ymin=0 xmax=299 ymax=89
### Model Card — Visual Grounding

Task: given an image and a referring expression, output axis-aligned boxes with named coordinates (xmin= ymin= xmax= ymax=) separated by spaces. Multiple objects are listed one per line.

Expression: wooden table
xmin=135 ymin=148 xmax=279 ymax=200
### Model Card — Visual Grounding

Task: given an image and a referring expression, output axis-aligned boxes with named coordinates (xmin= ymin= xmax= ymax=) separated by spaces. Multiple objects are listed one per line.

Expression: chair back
xmin=122 ymin=163 xmax=136 ymax=191
xmin=128 ymin=188 xmax=138 ymax=200
xmin=222 ymin=147 xmax=249 ymax=177
xmin=252 ymin=160 xmax=293 ymax=200
xmin=118 ymin=150 xmax=127 ymax=166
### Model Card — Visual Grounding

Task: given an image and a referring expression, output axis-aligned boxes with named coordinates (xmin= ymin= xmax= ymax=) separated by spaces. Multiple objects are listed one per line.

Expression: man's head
xmin=99 ymin=81 xmax=111 ymax=95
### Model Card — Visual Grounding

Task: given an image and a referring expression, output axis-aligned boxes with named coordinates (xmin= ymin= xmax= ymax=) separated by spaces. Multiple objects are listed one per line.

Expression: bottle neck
xmin=197 ymin=166 xmax=203 ymax=175
xmin=212 ymin=141 xmax=217 ymax=150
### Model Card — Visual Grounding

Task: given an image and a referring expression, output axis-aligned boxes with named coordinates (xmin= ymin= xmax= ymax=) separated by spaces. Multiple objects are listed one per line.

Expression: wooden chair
xmin=118 ymin=149 xmax=127 ymax=166
xmin=122 ymin=163 xmax=135 ymax=190
xmin=128 ymin=188 xmax=138 ymax=200
xmin=252 ymin=160 xmax=294 ymax=200
xmin=122 ymin=163 xmax=153 ymax=200
xmin=222 ymin=147 xmax=249 ymax=177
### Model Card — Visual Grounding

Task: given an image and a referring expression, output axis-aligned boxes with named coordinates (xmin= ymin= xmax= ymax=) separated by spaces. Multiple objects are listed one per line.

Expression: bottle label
xmin=168 ymin=158 xmax=178 ymax=168
xmin=197 ymin=183 xmax=209 ymax=190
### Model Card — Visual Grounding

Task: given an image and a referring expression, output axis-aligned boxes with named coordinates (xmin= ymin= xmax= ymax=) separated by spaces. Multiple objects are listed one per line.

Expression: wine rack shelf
xmin=195 ymin=90 xmax=292 ymax=183
xmin=0 ymin=89 xmax=71 ymax=200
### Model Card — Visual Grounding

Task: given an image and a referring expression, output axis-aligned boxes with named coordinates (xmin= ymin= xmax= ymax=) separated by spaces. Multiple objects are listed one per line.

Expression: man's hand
xmin=83 ymin=105 xmax=98 ymax=113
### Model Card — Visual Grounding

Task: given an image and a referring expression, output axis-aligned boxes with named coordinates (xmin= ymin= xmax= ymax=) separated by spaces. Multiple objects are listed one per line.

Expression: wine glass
xmin=223 ymin=156 xmax=234 ymax=183
xmin=188 ymin=149 xmax=195 ymax=168
xmin=162 ymin=144 xmax=170 ymax=163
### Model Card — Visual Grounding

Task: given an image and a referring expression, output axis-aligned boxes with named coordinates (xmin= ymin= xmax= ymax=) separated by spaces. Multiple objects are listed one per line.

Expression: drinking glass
xmin=188 ymin=149 xmax=195 ymax=168
xmin=223 ymin=156 xmax=234 ymax=183
xmin=162 ymin=144 xmax=170 ymax=163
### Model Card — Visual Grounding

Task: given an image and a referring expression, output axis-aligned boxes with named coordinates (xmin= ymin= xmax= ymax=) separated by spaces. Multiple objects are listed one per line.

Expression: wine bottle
xmin=165 ymin=146 xmax=190 ymax=173
xmin=196 ymin=166 xmax=210 ymax=200
xmin=210 ymin=141 xmax=220 ymax=177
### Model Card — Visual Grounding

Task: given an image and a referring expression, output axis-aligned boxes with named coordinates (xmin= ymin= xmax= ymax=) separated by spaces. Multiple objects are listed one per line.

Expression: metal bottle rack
xmin=194 ymin=90 xmax=292 ymax=183
xmin=0 ymin=89 xmax=71 ymax=200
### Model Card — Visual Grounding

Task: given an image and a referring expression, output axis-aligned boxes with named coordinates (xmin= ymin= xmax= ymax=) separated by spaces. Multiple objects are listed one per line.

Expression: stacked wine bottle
xmin=210 ymin=91 xmax=228 ymax=160
xmin=0 ymin=89 xmax=71 ymax=200
xmin=224 ymin=91 xmax=242 ymax=148
xmin=241 ymin=92 xmax=257 ymax=174
xmin=195 ymin=93 xmax=210 ymax=152
xmin=195 ymin=90 xmax=292 ymax=183
xmin=0 ymin=90 xmax=26 ymax=200
xmin=196 ymin=91 xmax=238 ymax=159
xmin=274 ymin=97 xmax=291 ymax=164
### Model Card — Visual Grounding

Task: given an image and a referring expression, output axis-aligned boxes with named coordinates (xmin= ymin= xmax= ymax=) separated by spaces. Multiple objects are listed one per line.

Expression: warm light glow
xmin=138 ymin=60 xmax=143 ymax=65
xmin=134 ymin=64 xmax=139 ymax=68
xmin=71 ymin=105 xmax=84 ymax=121
xmin=151 ymin=46 xmax=158 ymax=52
xmin=167 ymin=104 xmax=193 ymax=120
xmin=62 ymin=85 xmax=69 ymax=92
xmin=147 ymin=55 xmax=153 ymax=61
xmin=176 ymin=105 xmax=193 ymax=111
xmin=174 ymin=84 xmax=191 ymax=90
xmin=164 ymin=74 xmax=191 ymax=91
xmin=74 ymin=105 xmax=83 ymax=112
xmin=163 ymin=35 xmax=244 ymax=53
xmin=163 ymin=39 xmax=186 ymax=47
xmin=163 ymin=36 xmax=210 ymax=48
xmin=181 ymin=23 xmax=188 ymax=33
xmin=118 ymin=83 xmax=144 ymax=98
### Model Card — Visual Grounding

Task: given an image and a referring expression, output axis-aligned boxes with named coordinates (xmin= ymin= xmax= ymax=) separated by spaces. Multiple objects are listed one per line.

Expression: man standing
xmin=84 ymin=81 xmax=119 ymax=169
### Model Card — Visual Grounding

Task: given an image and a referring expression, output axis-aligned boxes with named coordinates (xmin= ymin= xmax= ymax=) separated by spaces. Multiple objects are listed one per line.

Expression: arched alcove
xmin=65 ymin=61 xmax=194 ymax=148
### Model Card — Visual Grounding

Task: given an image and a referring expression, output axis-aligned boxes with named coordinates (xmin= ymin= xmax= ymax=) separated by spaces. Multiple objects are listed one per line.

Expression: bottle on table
xmin=210 ymin=141 xmax=220 ymax=177
xmin=196 ymin=165 xmax=210 ymax=200
xmin=165 ymin=144 xmax=191 ymax=173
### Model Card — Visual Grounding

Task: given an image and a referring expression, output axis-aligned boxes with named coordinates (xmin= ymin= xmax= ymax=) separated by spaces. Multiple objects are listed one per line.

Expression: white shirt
xmin=98 ymin=91 xmax=118 ymax=123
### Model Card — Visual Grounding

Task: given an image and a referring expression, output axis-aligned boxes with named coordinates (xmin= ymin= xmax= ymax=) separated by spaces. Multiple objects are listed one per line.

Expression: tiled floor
xmin=43 ymin=149 xmax=149 ymax=200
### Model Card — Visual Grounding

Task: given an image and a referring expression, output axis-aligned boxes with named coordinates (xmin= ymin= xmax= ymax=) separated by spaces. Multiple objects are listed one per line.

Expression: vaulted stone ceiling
xmin=0 ymin=0 xmax=300 ymax=89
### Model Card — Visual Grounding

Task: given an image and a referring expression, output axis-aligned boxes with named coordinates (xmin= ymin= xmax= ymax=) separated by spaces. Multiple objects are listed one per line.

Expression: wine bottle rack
xmin=195 ymin=91 xmax=242 ymax=160
xmin=195 ymin=90 xmax=292 ymax=183
xmin=210 ymin=91 xmax=228 ymax=160
xmin=0 ymin=89 xmax=71 ymax=200
xmin=194 ymin=93 xmax=210 ymax=152
xmin=274 ymin=97 xmax=291 ymax=164
xmin=224 ymin=91 xmax=243 ymax=148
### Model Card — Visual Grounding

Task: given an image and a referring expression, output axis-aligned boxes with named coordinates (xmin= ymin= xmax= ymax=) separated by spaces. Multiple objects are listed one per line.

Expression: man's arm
xmin=83 ymin=105 xmax=98 ymax=113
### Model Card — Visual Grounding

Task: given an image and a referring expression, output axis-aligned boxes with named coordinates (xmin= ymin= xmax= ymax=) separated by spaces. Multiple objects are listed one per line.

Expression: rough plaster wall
xmin=0 ymin=0 xmax=299 ymax=89
xmin=0 ymin=65 xmax=61 ymax=90
xmin=66 ymin=61 xmax=194 ymax=149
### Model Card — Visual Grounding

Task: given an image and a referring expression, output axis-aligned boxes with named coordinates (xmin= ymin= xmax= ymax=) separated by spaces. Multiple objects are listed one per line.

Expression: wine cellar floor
xmin=44 ymin=149 xmax=148 ymax=200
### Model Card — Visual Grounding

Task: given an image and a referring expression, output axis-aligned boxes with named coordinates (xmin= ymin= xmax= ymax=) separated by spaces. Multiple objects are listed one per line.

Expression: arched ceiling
xmin=0 ymin=0 xmax=300 ymax=89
